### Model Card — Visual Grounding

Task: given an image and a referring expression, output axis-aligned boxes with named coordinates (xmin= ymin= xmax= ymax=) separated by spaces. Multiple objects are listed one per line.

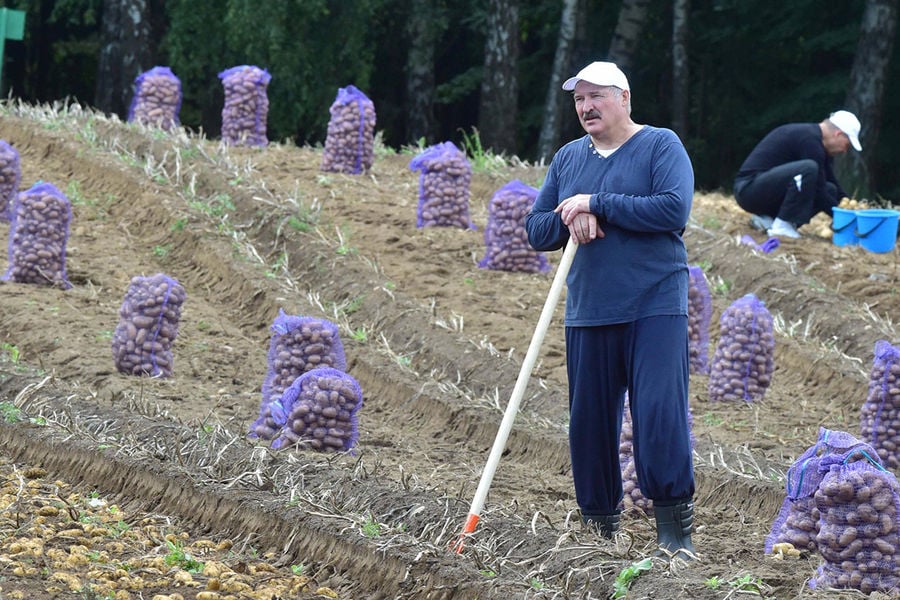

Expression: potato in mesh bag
xmin=218 ymin=65 xmax=271 ymax=147
xmin=409 ymin=141 xmax=475 ymax=229
xmin=619 ymin=392 xmax=695 ymax=515
xmin=810 ymin=448 xmax=900 ymax=596
xmin=249 ymin=310 xmax=347 ymax=440
xmin=272 ymin=367 xmax=363 ymax=452
xmin=478 ymin=180 xmax=549 ymax=273
xmin=766 ymin=427 xmax=879 ymax=554
xmin=860 ymin=340 xmax=900 ymax=470
xmin=688 ymin=265 xmax=712 ymax=375
xmin=708 ymin=293 xmax=774 ymax=402
xmin=0 ymin=140 xmax=20 ymax=222
xmin=127 ymin=66 xmax=182 ymax=131
xmin=320 ymin=84 xmax=376 ymax=175
xmin=2 ymin=182 xmax=72 ymax=289
xmin=111 ymin=273 xmax=186 ymax=378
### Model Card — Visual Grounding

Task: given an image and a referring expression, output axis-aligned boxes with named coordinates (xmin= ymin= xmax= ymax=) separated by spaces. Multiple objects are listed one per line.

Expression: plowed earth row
xmin=0 ymin=101 xmax=897 ymax=599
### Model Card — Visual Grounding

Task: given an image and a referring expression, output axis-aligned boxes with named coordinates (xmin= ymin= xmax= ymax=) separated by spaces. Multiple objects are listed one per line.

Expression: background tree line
xmin=2 ymin=0 xmax=898 ymax=202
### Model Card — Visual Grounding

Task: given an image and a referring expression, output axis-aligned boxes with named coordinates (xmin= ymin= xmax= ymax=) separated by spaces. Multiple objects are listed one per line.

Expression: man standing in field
xmin=525 ymin=61 xmax=697 ymax=560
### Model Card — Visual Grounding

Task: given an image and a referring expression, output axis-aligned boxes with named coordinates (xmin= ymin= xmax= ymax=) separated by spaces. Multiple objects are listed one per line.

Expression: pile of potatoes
xmin=818 ymin=197 xmax=872 ymax=239
xmin=409 ymin=141 xmax=474 ymax=229
xmin=477 ymin=180 xmax=550 ymax=273
xmin=111 ymin=273 xmax=186 ymax=378
xmin=765 ymin=428 xmax=878 ymax=554
xmin=2 ymin=182 xmax=72 ymax=289
xmin=688 ymin=265 xmax=712 ymax=375
xmin=860 ymin=340 xmax=900 ymax=470
xmin=0 ymin=140 xmax=20 ymax=222
xmin=320 ymin=85 xmax=376 ymax=175
xmin=811 ymin=451 xmax=900 ymax=595
xmin=708 ymin=294 xmax=774 ymax=402
xmin=250 ymin=311 xmax=347 ymax=440
xmin=219 ymin=65 xmax=271 ymax=148
xmin=128 ymin=66 xmax=182 ymax=131
xmin=838 ymin=196 xmax=870 ymax=211
xmin=271 ymin=367 xmax=363 ymax=452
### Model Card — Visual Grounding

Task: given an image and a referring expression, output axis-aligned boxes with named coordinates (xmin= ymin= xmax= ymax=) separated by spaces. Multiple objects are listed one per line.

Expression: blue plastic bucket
xmin=855 ymin=208 xmax=900 ymax=253
xmin=831 ymin=207 xmax=858 ymax=247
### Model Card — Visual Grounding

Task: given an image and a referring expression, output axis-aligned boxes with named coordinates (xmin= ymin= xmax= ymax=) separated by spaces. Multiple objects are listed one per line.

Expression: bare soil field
xmin=0 ymin=100 xmax=898 ymax=599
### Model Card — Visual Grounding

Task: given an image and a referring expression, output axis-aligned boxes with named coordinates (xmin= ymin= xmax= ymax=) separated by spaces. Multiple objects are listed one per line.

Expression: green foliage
xmin=361 ymin=514 xmax=382 ymax=538
xmin=163 ymin=0 xmax=383 ymax=144
xmin=1 ymin=343 xmax=20 ymax=364
xmin=5 ymin=0 xmax=102 ymax=100
xmin=728 ymin=573 xmax=765 ymax=593
xmin=164 ymin=539 xmax=204 ymax=573
xmin=12 ymin=0 xmax=900 ymax=200
xmin=0 ymin=401 xmax=23 ymax=423
xmin=459 ymin=127 xmax=508 ymax=173
xmin=612 ymin=558 xmax=652 ymax=599
xmin=702 ymin=412 xmax=723 ymax=427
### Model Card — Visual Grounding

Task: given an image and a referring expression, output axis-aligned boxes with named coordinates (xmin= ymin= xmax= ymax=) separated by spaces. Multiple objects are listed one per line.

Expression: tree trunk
xmin=838 ymin=0 xmax=898 ymax=200
xmin=405 ymin=0 xmax=440 ymax=145
xmin=671 ymin=0 xmax=690 ymax=138
xmin=478 ymin=0 xmax=520 ymax=156
xmin=536 ymin=0 xmax=580 ymax=163
xmin=95 ymin=0 xmax=153 ymax=119
xmin=607 ymin=0 xmax=652 ymax=73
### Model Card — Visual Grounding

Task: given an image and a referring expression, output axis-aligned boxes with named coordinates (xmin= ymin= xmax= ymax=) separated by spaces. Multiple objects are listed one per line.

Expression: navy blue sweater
xmin=525 ymin=126 xmax=694 ymax=326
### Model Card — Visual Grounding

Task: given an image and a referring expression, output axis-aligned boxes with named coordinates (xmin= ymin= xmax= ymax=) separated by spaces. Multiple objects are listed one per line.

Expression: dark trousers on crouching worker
xmin=733 ymin=159 xmax=838 ymax=227
xmin=566 ymin=315 xmax=696 ymax=557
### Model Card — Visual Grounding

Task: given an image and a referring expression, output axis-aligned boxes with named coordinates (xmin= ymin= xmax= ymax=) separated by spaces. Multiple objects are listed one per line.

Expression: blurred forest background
xmin=1 ymin=0 xmax=898 ymax=202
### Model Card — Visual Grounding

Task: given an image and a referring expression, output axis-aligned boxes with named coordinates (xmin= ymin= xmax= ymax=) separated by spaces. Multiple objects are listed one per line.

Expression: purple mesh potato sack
xmin=249 ymin=309 xmax=347 ymax=440
xmin=219 ymin=65 xmax=271 ymax=147
xmin=409 ymin=141 xmax=475 ymax=229
xmin=708 ymin=294 xmax=775 ymax=402
xmin=688 ymin=265 xmax=712 ymax=375
xmin=618 ymin=392 xmax=695 ymax=515
xmin=272 ymin=367 xmax=363 ymax=452
xmin=478 ymin=180 xmax=550 ymax=273
xmin=0 ymin=140 xmax=21 ymax=222
xmin=860 ymin=340 xmax=900 ymax=470
xmin=320 ymin=85 xmax=376 ymax=175
xmin=3 ymin=182 xmax=72 ymax=289
xmin=810 ymin=447 xmax=900 ymax=596
xmin=128 ymin=66 xmax=182 ymax=131
xmin=765 ymin=427 xmax=879 ymax=554
xmin=111 ymin=273 xmax=186 ymax=378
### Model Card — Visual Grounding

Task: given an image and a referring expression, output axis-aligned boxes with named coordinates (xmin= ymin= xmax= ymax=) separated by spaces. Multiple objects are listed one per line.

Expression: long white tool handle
xmin=453 ymin=238 xmax=578 ymax=552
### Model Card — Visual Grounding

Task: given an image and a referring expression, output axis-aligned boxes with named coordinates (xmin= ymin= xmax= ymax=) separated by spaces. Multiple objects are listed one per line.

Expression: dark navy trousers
xmin=734 ymin=159 xmax=838 ymax=226
xmin=565 ymin=315 xmax=695 ymax=517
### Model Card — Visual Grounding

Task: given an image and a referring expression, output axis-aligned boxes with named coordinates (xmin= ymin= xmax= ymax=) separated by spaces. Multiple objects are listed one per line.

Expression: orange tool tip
xmin=449 ymin=514 xmax=480 ymax=554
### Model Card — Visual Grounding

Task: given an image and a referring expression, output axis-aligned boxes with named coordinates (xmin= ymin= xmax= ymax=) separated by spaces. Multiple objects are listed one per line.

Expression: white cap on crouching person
xmin=829 ymin=110 xmax=862 ymax=151
xmin=562 ymin=61 xmax=630 ymax=92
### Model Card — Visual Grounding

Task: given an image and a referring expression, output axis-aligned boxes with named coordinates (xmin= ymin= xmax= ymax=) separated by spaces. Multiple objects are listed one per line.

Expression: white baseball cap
xmin=829 ymin=110 xmax=862 ymax=151
xmin=562 ymin=61 xmax=630 ymax=92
